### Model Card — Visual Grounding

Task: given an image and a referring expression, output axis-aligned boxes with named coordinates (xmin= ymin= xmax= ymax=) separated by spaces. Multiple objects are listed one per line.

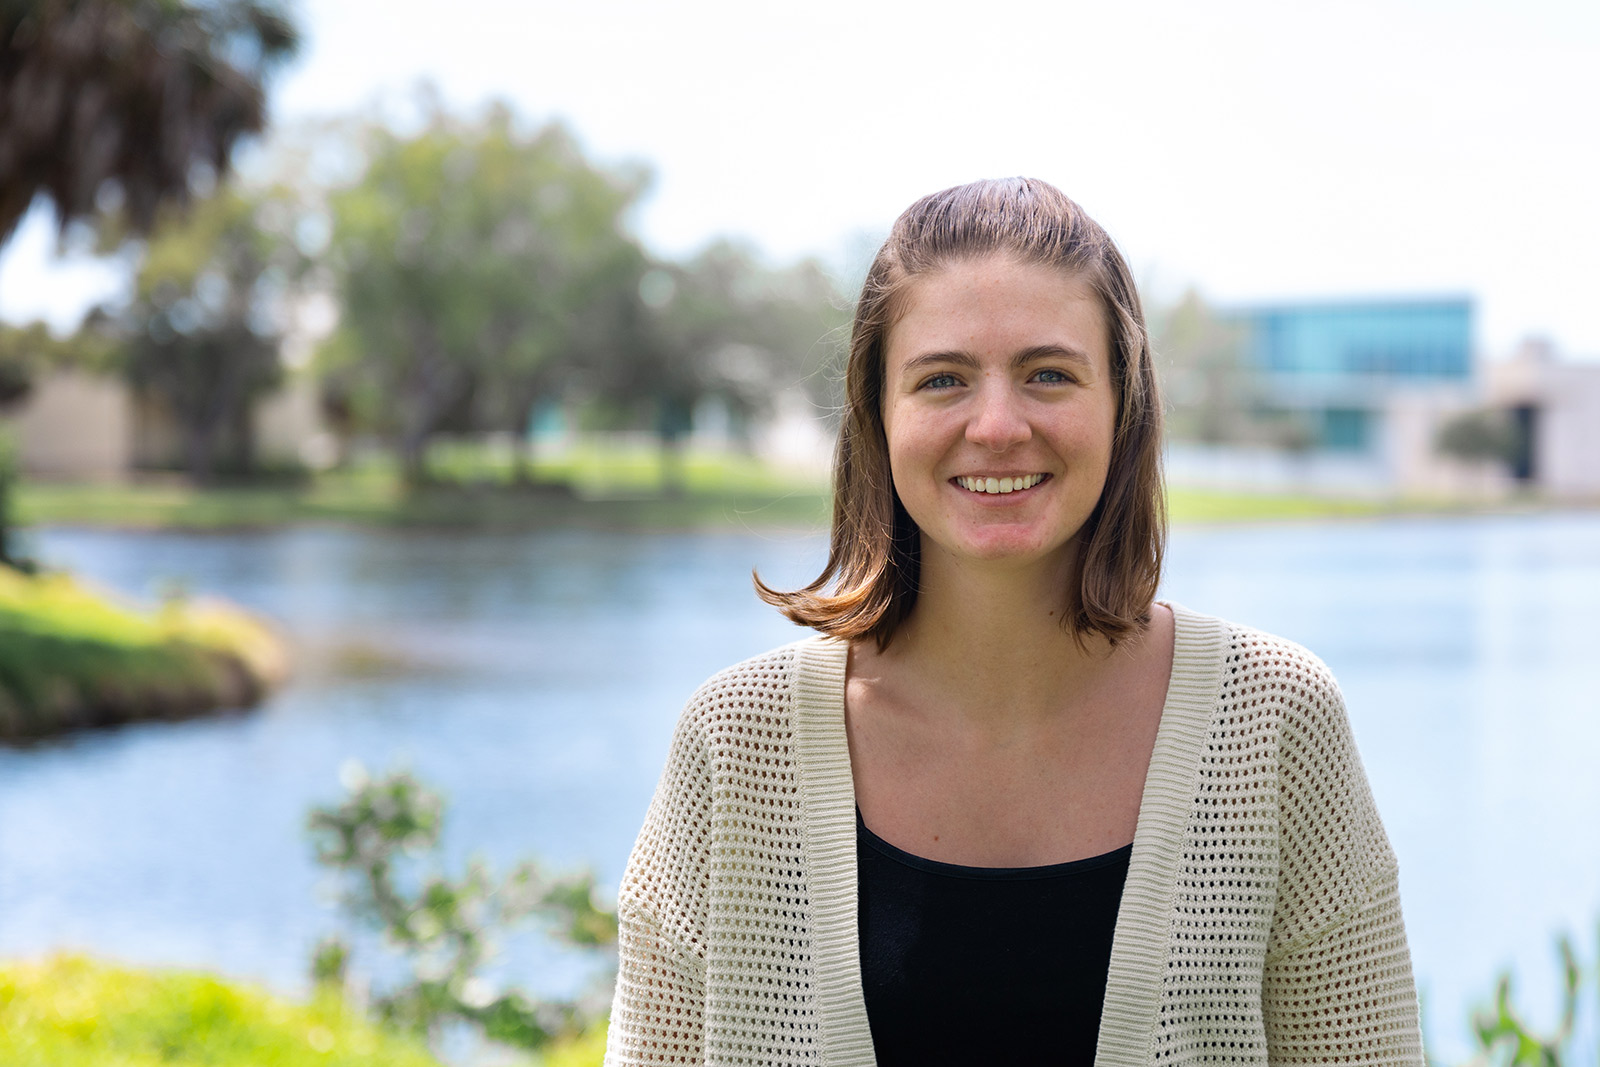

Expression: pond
xmin=1 ymin=512 xmax=1597 ymax=1062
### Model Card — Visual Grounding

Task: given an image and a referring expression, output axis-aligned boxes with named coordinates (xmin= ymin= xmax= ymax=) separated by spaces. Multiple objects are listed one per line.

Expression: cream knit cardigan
xmin=605 ymin=605 xmax=1423 ymax=1066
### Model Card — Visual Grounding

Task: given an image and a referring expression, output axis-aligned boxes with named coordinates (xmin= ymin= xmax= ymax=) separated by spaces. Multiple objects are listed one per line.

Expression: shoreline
xmin=0 ymin=567 xmax=288 ymax=742
xmin=13 ymin=479 xmax=1593 ymax=535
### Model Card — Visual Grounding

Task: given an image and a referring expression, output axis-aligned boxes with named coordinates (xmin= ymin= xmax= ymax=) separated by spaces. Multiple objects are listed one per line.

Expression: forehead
xmin=883 ymin=256 xmax=1111 ymax=373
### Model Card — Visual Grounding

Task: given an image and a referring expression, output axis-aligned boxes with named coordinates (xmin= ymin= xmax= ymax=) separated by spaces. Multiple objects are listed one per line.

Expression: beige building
xmin=1487 ymin=341 xmax=1600 ymax=497
xmin=6 ymin=368 xmax=132 ymax=481
xmin=2 ymin=369 xmax=330 ymax=480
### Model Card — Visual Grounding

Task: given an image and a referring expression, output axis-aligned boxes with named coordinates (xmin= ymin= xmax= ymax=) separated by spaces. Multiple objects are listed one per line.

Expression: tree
xmin=0 ymin=0 xmax=296 ymax=556
xmin=0 ymin=0 xmax=298 ymax=245
xmin=602 ymin=241 xmax=846 ymax=490
xmin=0 ymin=319 xmax=113 ymax=408
xmin=1435 ymin=408 xmax=1525 ymax=472
xmin=1152 ymin=288 xmax=1256 ymax=445
xmin=318 ymin=104 xmax=650 ymax=487
xmin=1152 ymin=289 xmax=1312 ymax=450
xmin=118 ymin=188 xmax=297 ymax=483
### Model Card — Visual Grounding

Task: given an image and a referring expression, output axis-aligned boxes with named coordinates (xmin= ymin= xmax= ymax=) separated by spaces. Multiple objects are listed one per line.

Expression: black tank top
xmin=856 ymin=809 xmax=1131 ymax=1066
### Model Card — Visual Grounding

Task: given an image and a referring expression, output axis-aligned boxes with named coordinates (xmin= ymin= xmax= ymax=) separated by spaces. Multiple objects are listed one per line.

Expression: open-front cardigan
xmin=605 ymin=605 xmax=1424 ymax=1066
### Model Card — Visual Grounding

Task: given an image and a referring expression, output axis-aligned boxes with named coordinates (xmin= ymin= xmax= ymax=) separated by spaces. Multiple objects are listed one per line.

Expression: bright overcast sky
xmin=2 ymin=0 xmax=1597 ymax=358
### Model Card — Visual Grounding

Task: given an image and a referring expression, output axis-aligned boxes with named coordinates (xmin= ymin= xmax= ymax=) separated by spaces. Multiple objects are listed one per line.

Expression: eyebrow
xmin=897 ymin=344 xmax=1096 ymax=376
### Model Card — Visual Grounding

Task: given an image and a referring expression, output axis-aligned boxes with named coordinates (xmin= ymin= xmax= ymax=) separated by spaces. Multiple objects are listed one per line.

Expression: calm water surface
xmin=2 ymin=513 xmax=1597 ymax=1061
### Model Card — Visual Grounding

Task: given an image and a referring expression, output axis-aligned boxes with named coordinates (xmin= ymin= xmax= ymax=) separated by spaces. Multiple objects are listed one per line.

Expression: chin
xmin=946 ymin=534 xmax=1074 ymax=568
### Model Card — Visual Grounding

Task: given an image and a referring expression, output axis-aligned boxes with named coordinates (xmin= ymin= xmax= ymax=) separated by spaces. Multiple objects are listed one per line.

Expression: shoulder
xmin=667 ymin=634 xmax=845 ymax=750
xmin=618 ymin=636 xmax=837 ymax=929
xmin=1174 ymin=609 xmax=1397 ymax=950
xmin=1170 ymin=604 xmax=1346 ymax=734
xmin=1222 ymin=620 xmax=1347 ymax=732
xmin=1171 ymin=605 xmax=1386 ymax=847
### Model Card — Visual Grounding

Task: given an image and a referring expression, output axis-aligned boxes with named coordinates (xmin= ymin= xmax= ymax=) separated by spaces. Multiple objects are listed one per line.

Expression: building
xmin=1486 ymin=340 xmax=1600 ymax=497
xmin=1229 ymin=296 xmax=1474 ymax=453
xmin=2 ymin=369 xmax=332 ymax=481
xmin=1167 ymin=295 xmax=1520 ymax=494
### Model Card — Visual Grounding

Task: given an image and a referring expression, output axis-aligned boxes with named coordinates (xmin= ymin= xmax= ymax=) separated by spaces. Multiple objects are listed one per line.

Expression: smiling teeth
xmin=956 ymin=474 xmax=1045 ymax=494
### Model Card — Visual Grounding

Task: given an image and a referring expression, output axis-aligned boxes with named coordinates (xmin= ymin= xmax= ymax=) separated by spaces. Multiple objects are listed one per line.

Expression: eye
xmin=1031 ymin=367 xmax=1075 ymax=385
xmin=918 ymin=372 xmax=961 ymax=390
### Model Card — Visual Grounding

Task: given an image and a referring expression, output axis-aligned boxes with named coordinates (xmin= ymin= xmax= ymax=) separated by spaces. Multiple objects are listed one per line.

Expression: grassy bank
xmin=0 ymin=955 xmax=608 ymax=1067
xmin=15 ymin=478 xmax=1538 ymax=533
xmin=0 ymin=954 xmax=444 ymax=1067
xmin=0 ymin=567 xmax=287 ymax=741
xmin=12 ymin=443 xmax=1553 ymax=533
xmin=13 ymin=445 xmax=834 ymax=531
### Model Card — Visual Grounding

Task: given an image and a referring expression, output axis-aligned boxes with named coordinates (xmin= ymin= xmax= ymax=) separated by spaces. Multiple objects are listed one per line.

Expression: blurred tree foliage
xmin=1448 ymin=928 xmax=1596 ymax=1067
xmin=1152 ymin=289 xmax=1312 ymax=451
xmin=0 ymin=0 xmax=298 ymax=245
xmin=0 ymin=317 xmax=118 ymax=409
xmin=118 ymin=187 xmax=302 ymax=483
xmin=317 ymin=105 xmax=650 ymax=487
xmin=315 ymin=102 xmax=849 ymax=490
xmin=610 ymin=240 xmax=846 ymax=489
xmin=1435 ymin=408 xmax=1524 ymax=471
xmin=308 ymin=764 xmax=617 ymax=1056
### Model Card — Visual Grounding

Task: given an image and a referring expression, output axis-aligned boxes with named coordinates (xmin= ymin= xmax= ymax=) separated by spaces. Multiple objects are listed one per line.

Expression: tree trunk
xmin=511 ymin=434 xmax=535 ymax=487
xmin=658 ymin=432 xmax=686 ymax=498
xmin=184 ymin=422 xmax=219 ymax=487
xmin=511 ymin=393 xmax=540 ymax=488
xmin=0 ymin=439 xmax=22 ymax=569
xmin=394 ymin=323 xmax=465 ymax=490
xmin=396 ymin=426 xmax=431 ymax=490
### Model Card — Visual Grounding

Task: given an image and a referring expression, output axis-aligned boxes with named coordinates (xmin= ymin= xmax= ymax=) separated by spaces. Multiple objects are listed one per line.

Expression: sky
xmin=2 ymin=0 xmax=1597 ymax=359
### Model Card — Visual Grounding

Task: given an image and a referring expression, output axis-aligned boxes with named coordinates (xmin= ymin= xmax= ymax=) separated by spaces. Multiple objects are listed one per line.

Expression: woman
xmin=604 ymin=179 xmax=1423 ymax=1066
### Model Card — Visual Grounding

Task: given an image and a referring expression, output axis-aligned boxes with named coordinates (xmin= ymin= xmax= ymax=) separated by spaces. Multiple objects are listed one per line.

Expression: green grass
xmin=426 ymin=438 xmax=822 ymax=498
xmin=1165 ymin=487 xmax=1392 ymax=523
xmin=0 ymin=955 xmax=609 ymax=1067
xmin=0 ymin=954 xmax=446 ymax=1067
xmin=14 ymin=472 xmax=409 ymax=529
xmin=0 ymin=567 xmax=287 ymax=740
xmin=15 ymin=475 xmax=1524 ymax=534
xmin=14 ymin=444 xmax=834 ymax=532
xmin=12 ymin=439 xmax=1563 ymax=534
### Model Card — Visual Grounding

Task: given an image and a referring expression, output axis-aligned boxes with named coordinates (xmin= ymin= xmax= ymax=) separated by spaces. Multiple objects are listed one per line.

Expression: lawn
xmin=0 ymin=955 xmax=446 ymax=1067
xmin=0 ymin=954 xmax=610 ymax=1067
xmin=13 ymin=444 xmax=834 ymax=531
xmin=12 ymin=440 xmax=1528 ymax=533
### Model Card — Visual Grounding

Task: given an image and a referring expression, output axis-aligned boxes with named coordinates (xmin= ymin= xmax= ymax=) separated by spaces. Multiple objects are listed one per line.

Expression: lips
xmin=953 ymin=473 xmax=1048 ymax=495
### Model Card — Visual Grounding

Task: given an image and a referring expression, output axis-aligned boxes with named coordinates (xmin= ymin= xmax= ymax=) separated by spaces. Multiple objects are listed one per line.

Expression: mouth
xmin=953 ymin=473 xmax=1049 ymax=495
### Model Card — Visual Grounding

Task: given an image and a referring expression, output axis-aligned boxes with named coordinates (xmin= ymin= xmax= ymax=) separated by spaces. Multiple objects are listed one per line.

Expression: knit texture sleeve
xmin=605 ymin=685 xmax=715 ymax=1065
xmin=1256 ymin=636 xmax=1423 ymax=1066
xmin=603 ymin=642 xmax=832 ymax=1067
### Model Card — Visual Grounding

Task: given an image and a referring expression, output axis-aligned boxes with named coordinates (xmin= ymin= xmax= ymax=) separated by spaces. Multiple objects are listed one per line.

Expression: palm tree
xmin=0 ymin=0 xmax=299 ymax=245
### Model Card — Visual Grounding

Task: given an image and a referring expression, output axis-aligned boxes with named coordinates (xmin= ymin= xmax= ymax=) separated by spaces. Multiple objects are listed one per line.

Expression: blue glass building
xmin=1225 ymin=297 xmax=1474 ymax=451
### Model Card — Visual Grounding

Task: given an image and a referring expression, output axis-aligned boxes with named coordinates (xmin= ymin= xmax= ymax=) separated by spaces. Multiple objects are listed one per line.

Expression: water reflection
xmin=1 ymin=513 xmax=1596 ymax=1060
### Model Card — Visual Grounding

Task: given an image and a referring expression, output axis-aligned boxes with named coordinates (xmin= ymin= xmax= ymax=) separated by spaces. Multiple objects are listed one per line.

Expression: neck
xmin=879 ymin=541 xmax=1118 ymax=729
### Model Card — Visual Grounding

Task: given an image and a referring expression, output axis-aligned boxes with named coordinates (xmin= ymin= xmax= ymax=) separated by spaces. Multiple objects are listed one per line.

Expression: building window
xmin=1320 ymin=408 xmax=1371 ymax=451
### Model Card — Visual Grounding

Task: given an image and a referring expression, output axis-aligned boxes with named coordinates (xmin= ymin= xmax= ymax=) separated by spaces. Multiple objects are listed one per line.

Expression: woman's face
xmin=880 ymin=254 xmax=1118 ymax=579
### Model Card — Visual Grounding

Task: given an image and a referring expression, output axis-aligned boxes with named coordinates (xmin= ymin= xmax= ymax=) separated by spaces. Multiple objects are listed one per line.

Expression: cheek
xmin=882 ymin=413 xmax=950 ymax=509
xmin=883 ymin=426 xmax=924 ymax=493
xmin=1083 ymin=396 xmax=1119 ymax=461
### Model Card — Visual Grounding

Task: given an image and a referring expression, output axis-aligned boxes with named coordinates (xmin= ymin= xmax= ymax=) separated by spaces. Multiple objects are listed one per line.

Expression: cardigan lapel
xmin=792 ymin=635 xmax=877 ymax=1067
xmin=1093 ymin=605 xmax=1228 ymax=1066
xmin=791 ymin=609 xmax=1228 ymax=1067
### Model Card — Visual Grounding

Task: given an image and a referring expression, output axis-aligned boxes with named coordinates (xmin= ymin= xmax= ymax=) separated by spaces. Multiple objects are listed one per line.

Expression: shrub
xmin=308 ymin=764 xmax=617 ymax=1058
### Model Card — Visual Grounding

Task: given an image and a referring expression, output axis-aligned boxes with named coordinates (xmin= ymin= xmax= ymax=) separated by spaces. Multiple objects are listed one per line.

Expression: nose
xmin=965 ymin=380 xmax=1031 ymax=452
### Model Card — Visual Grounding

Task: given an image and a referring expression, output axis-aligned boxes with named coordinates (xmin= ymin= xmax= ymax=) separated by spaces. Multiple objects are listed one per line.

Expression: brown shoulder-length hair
xmin=757 ymin=177 xmax=1165 ymax=649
